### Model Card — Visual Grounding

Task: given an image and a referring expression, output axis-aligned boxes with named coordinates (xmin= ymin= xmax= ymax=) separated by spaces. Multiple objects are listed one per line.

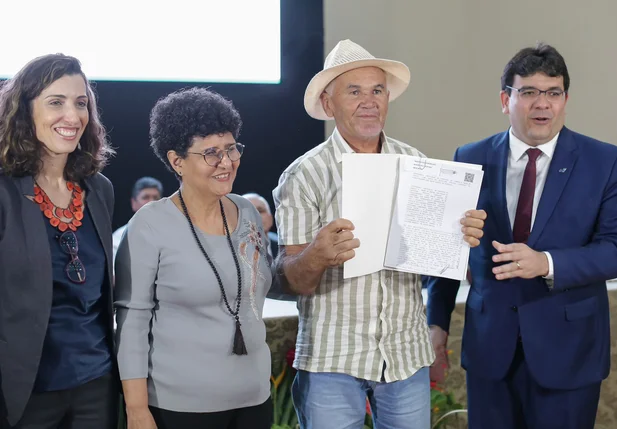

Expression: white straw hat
xmin=304 ymin=39 xmax=411 ymax=120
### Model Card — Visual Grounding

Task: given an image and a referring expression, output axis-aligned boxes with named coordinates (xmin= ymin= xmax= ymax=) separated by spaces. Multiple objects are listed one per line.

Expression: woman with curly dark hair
xmin=0 ymin=54 xmax=117 ymax=428
xmin=115 ymin=88 xmax=273 ymax=429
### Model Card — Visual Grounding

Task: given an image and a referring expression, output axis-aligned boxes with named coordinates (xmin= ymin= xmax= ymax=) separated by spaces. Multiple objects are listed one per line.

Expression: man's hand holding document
xmin=342 ymin=154 xmax=484 ymax=280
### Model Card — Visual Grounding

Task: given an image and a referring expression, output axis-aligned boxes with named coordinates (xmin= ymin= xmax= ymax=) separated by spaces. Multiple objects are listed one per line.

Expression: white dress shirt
xmin=506 ymin=129 xmax=558 ymax=278
xmin=111 ymin=224 xmax=127 ymax=270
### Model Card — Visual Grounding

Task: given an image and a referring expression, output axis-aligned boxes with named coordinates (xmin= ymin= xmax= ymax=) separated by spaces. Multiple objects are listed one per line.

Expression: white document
xmin=342 ymin=154 xmax=400 ymax=279
xmin=383 ymin=156 xmax=483 ymax=280
xmin=341 ymin=154 xmax=483 ymax=280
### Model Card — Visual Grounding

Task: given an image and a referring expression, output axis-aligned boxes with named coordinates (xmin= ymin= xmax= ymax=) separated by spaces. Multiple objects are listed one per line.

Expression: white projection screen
xmin=2 ymin=0 xmax=281 ymax=83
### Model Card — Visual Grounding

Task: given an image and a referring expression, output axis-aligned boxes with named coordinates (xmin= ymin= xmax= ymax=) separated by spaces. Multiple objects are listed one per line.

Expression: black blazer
xmin=0 ymin=172 xmax=117 ymax=426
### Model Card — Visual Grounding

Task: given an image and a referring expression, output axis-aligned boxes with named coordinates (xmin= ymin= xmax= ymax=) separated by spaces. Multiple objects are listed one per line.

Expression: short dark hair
xmin=501 ymin=43 xmax=570 ymax=94
xmin=132 ymin=176 xmax=163 ymax=199
xmin=149 ymin=87 xmax=242 ymax=175
xmin=0 ymin=54 xmax=114 ymax=180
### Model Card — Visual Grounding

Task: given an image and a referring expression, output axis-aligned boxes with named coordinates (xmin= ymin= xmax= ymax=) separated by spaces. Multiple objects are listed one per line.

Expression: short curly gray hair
xmin=149 ymin=87 xmax=242 ymax=174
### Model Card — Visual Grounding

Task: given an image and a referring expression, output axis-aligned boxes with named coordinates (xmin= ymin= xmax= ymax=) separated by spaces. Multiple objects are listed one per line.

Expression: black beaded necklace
xmin=178 ymin=190 xmax=247 ymax=355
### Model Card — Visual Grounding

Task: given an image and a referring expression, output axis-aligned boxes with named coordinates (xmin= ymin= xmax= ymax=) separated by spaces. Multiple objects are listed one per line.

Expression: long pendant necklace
xmin=178 ymin=191 xmax=247 ymax=355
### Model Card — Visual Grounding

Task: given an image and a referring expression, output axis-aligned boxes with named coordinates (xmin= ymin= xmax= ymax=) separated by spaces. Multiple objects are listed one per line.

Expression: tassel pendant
xmin=233 ymin=319 xmax=248 ymax=355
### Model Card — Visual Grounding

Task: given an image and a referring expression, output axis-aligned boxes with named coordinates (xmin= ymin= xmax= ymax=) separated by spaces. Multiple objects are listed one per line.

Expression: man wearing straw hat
xmin=272 ymin=40 xmax=486 ymax=429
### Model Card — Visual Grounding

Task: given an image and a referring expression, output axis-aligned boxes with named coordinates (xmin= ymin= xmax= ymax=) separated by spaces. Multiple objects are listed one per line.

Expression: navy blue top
xmin=34 ymin=206 xmax=112 ymax=392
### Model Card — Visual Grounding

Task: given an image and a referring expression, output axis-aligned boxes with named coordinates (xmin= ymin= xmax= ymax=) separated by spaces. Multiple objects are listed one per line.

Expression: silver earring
xmin=77 ymin=142 xmax=82 ymax=150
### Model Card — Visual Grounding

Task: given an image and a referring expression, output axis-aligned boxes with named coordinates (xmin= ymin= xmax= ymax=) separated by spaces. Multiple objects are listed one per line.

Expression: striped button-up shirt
xmin=273 ymin=128 xmax=435 ymax=382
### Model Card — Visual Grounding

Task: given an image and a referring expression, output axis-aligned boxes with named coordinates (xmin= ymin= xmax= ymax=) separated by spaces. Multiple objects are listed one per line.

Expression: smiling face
xmin=500 ymin=72 xmax=568 ymax=146
xmin=321 ymin=66 xmax=389 ymax=144
xmin=31 ymin=74 xmax=89 ymax=157
xmin=169 ymin=132 xmax=240 ymax=198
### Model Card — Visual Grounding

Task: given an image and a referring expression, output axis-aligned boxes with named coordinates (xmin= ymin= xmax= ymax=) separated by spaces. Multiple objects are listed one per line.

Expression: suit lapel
xmin=527 ymin=128 xmax=579 ymax=247
xmin=83 ymin=176 xmax=116 ymax=343
xmin=15 ymin=176 xmax=53 ymax=308
xmin=84 ymin=176 xmax=113 ymax=286
xmin=486 ymin=132 xmax=513 ymax=243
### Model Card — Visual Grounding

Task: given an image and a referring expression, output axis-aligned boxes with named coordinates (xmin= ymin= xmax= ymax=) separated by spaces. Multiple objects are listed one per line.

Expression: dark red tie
xmin=512 ymin=148 xmax=542 ymax=243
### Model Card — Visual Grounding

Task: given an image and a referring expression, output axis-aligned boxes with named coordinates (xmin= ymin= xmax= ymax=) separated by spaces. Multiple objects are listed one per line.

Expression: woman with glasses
xmin=0 ymin=54 xmax=117 ymax=428
xmin=115 ymin=88 xmax=273 ymax=429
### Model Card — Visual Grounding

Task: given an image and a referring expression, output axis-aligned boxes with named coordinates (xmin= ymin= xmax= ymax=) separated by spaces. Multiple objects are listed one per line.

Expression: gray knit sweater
xmin=115 ymin=195 xmax=272 ymax=412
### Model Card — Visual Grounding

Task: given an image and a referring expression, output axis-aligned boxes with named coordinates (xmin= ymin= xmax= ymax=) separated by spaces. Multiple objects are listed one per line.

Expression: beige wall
xmin=323 ymin=0 xmax=617 ymax=160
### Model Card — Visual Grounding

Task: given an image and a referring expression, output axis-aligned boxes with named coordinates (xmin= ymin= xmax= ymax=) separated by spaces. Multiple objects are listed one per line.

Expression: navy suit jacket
xmin=427 ymin=127 xmax=617 ymax=390
xmin=0 ymin=172 xmax=117 ymax=426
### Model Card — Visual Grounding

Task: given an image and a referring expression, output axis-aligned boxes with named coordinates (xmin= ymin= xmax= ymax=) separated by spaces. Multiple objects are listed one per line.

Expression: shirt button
xmin=511 ymin=306 xmax=518 ymax=312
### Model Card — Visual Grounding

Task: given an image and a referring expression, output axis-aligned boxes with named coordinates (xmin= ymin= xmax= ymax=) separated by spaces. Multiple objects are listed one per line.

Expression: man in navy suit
xmin=427 ymin=43 xmax=617 ymax=429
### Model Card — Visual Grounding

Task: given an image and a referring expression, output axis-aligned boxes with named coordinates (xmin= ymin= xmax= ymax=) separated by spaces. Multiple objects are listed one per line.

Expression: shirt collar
xmin=508 ymin=128 xmax=559 ymax=162
xmin=332 ymin=128 xmax=391 ymax=163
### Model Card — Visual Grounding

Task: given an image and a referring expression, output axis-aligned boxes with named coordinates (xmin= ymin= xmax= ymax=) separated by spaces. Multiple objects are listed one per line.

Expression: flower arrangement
xmin=270 ymin=348 xmax=299 ymax=429
xmin=428 ymin=348 xmax=466 ymax=428
xmin=429 ymin=380 xmax=466 ymax=428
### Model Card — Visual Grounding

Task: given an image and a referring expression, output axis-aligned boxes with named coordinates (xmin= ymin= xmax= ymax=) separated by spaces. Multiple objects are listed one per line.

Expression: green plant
xmin=430 ymin=381 xmax=465 ymax=428
xmin=270 ymin=349 xmax=298 ymax=429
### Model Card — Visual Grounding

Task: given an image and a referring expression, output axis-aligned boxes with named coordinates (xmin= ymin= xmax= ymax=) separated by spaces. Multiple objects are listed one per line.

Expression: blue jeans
xmin=292 ymin=367 xmax=430 ymax=429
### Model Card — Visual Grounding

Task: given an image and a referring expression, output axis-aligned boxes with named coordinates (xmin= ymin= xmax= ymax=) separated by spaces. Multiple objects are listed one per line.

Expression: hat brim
xmin=304 ymin=58 xmax=410 ymax=120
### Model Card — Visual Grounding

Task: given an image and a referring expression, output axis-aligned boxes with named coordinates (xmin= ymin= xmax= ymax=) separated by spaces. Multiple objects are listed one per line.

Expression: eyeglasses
xmin=505 ymin=86 xmax=566 ymax=102
xmin=186 ymin=143 xmax=245 ymax=167
xmin=58 ymin=231 xmax=86 ymax=284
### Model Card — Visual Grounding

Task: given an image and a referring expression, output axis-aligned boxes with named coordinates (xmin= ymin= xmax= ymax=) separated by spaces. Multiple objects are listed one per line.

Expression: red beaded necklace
xmin=34 ymin=182 xmax=84 ymax=232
